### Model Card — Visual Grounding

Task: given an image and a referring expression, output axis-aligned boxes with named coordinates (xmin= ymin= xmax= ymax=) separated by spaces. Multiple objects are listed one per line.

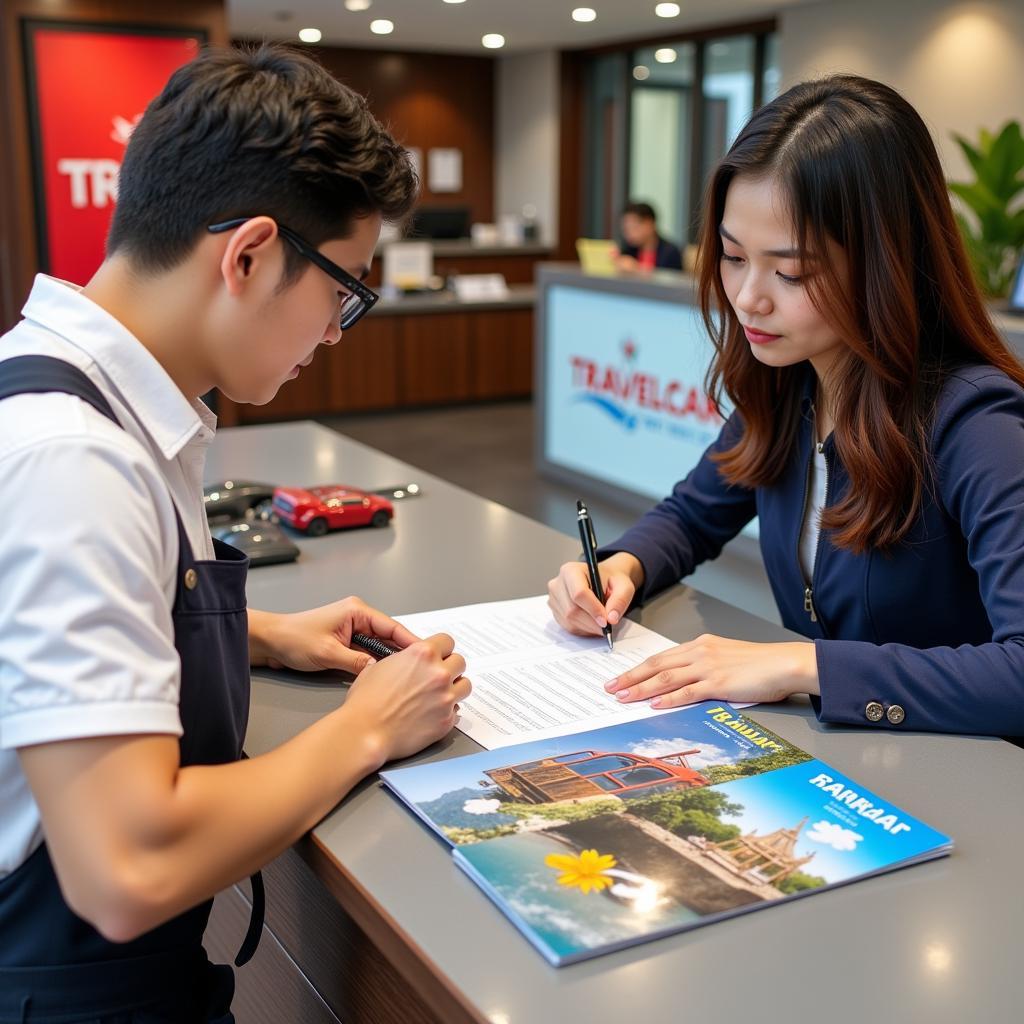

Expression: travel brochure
xmin=381 ymin=701 xmax=952 ymax=966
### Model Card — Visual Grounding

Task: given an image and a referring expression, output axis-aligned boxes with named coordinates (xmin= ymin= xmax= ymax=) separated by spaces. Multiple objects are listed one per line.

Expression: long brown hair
xmin=697 ymin=75 xmax=1024 ymax=552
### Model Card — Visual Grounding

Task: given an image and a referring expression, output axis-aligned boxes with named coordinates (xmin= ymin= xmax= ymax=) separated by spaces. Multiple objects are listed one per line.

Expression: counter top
xmin=206 ymin=420 xmax=1024 ymax=1024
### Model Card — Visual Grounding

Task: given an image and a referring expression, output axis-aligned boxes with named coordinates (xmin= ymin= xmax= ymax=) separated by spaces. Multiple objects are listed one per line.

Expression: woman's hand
xmin=547 ymin=552 xmax=645 ymax=637
xmin=248 ymin=597 xmax=419 ymax=675
xmin=606 ymin=635 xmax=820 ymax=707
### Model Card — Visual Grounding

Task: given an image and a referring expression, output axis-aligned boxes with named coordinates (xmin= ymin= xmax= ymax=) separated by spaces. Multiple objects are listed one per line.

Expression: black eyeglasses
xmin=208 ymin=218 xmax=378 ymax=330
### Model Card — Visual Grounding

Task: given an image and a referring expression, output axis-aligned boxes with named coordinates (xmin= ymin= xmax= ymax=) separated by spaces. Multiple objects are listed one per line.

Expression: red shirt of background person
xmin=616 ymin=200 xmax=684 ymax=273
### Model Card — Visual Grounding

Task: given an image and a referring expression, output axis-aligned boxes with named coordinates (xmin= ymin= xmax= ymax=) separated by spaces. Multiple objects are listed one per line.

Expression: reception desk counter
xmin=203 ymin=420 xmax=1024 ymax=1024
xmin=536 ymin=263 xmax=1024 ymax=512
xmin=217 ymin=285 xmax=535 ymax=426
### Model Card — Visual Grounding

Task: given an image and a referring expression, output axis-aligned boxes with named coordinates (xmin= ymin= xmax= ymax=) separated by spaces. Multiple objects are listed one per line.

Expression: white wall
xmin=779 ymin=0 xmax=1024 ymax=179
xmin=495 ymin=50 xmax=560 ymax=246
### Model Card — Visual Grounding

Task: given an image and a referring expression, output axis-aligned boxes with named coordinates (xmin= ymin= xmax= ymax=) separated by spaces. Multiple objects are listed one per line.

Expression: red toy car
xmin=272 ymin=485 xmax=394 ymax=536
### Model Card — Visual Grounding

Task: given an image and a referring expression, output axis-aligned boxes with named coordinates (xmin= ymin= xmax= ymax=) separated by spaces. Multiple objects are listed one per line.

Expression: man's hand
xmin=249 ymin=597 xmax=418 ymax=674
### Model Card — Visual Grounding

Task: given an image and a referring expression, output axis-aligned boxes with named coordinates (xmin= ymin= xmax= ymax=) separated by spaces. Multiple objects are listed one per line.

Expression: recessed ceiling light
xmin=633 ymin=65 xmax=650 ymax=80
xmin=572 ymin=7 xmax=597 ymax=21
xmin=655 ymin=2 xmax=681 ymax=16
xmin=298 ymin=27 xmax=322 ymax=43
xmin=370 ymin=19 xmax=394 ymax=34
xmin=443 ymin=0 xmax=467 ymax=4
xmin=655 ymin=47 xmax=677 ymax=63
xmin=482 ymin=33 xmax=506 ymax=49
xmin=344 ymin=0 xmax=371 ymax=10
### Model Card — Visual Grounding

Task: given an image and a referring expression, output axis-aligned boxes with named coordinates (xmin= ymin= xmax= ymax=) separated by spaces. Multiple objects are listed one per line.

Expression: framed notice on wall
xmin=22 ymin=21 xmax=206 ymax=284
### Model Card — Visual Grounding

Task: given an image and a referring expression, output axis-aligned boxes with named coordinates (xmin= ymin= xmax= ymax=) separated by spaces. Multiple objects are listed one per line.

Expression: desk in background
xmin=202 ymin=420 xmax=1024 ymax=1024
xmin=217 ymin=284 xmax=535 ymax=427
xmin=368 ymin=239 xmax=552 ymax=289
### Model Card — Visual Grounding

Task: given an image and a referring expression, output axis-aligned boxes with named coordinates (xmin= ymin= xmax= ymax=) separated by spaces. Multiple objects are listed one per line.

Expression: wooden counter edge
xmin=298 ymin=832 xmax=489 ymax=1024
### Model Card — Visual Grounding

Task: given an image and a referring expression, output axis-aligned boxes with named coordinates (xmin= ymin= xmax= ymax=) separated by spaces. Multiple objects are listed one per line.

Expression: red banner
xmin=25 ymin=24 xmax=202 ymax=284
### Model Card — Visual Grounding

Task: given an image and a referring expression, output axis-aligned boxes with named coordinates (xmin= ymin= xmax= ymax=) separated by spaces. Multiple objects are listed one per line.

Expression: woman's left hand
xmin=605 ymin=634 xmax=819 ymax=708
xmin=249 ymin=598 xmax=420 ymax=675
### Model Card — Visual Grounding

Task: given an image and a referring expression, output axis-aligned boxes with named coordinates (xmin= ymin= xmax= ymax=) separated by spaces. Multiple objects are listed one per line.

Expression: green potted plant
xmin=948 ymin=121 xmax=1024 ymax=298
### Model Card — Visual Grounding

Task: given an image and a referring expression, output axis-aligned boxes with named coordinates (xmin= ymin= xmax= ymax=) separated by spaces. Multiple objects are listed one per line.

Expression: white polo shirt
xmin=0 ymin=274 xmax=219 ymax=877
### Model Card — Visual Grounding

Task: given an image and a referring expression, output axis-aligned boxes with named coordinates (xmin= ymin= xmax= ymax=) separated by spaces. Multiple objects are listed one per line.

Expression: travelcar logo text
xmin=568 ymin=340 xmax=721 ymax=433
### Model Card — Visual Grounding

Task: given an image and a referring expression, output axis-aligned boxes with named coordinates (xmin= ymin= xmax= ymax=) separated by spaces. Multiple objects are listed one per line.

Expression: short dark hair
xmin=623 ymin=201 xmax=657 ymax=222
xmin=108 ymin=43 xmax=418 ymax=282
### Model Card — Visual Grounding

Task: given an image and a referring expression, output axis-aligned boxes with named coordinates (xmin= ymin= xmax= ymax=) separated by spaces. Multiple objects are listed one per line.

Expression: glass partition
xmin=580 ymin=25 xmax=777 ymax=244
xmin=628 ymin=42 xmax=696 ymax=252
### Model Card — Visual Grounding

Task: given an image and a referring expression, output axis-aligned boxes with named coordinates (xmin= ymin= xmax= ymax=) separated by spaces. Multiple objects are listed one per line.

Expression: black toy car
xmin=203 ymin=480 xmax=276 ymax=524
xmin=210 ymin=521 xmax=300 ymax=567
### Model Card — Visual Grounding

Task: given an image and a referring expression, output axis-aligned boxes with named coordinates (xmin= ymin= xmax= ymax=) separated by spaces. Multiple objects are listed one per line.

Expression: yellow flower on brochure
xmin=545 ymin=849 xmax=617 ymax=894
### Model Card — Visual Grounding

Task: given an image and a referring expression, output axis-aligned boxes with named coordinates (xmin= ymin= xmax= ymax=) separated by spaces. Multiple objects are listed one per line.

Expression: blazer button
xmin=865 ymin=701 xmax=884 ymax=722
xmin=886 ymin=704 xmax=905 ymax=725
xmin=184 ymin=568 xmax=199 ymax=590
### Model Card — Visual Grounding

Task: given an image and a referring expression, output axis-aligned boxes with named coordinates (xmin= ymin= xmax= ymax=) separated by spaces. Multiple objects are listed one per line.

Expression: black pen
xmin=576 ymin=500 xmax=613 ymax=651
xmin=351 ymin=633 xmax=399 ymax=660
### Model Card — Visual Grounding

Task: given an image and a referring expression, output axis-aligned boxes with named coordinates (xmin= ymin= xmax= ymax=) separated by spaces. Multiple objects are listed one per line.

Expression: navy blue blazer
xmin=620 ymin=236 xmax=683 ymax=271
xmin=599 ymin=364 xmax=1024 ymax=737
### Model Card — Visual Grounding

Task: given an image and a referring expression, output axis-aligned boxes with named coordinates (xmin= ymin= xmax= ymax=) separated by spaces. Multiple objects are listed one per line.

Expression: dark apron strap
xmin=235 ymin=871 xmax=265 ymax=967
xmin=0 ymin=354 xmax=265 ymax=971
xmin=0 ymin=355 xmax=119 ymax=421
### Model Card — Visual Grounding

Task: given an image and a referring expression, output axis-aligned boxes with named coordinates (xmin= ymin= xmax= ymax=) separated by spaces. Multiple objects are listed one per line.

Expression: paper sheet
xmin=396 ymin=595 xmax=697 ymax=749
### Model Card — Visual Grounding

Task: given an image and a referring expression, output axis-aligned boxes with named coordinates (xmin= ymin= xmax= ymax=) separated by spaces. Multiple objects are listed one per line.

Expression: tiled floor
xmin=318 ymin=400 xmax=780 ymax=625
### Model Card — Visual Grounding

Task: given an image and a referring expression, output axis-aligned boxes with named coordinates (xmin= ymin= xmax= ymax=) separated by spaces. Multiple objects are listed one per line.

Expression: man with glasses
xmin=0 ymin=45 xmax=469 ymax=1022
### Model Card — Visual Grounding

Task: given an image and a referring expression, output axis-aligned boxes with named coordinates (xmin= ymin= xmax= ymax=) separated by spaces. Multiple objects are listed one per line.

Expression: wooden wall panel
xmin=294 ymin=45 xmax=495 ymax=227
xmin=0 ymin=0 xmax=228 ymax=331
xmin=326 ymin=314 xmax=401 ymax=413
xmin=400 ymin=312 xmax=472 ymax=406
xmin=471 ymin=308 xmax=533 ymax=400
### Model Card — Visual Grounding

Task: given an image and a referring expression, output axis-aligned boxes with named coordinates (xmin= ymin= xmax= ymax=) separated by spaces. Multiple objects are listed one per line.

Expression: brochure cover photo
xmin=382 ymin=703 xmax=809 ymax=846
xmin=381 ymin=703 xmax=952 ymax=966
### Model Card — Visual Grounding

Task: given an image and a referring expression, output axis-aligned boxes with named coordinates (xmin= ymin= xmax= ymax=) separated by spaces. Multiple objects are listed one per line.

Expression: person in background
xmin=549 ymin=75 xmax=1024 ymax=739
xmin=616 ymin=200 xmax=684 ymax=272
xmin=0 ymin=44 xmax=468 ymax=1022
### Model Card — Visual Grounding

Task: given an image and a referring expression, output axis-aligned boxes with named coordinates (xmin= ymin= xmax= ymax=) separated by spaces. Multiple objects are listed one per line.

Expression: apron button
xmin=184 ymin=568 xmax=199 ymax=590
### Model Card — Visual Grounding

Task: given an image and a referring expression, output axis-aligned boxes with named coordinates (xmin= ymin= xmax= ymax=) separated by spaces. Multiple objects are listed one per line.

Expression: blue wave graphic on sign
xmin=574 ymin=393 xmax=637 ymax=431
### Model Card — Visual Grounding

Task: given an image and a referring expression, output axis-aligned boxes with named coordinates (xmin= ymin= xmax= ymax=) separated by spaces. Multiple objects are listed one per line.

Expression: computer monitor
xmin=575 ymin=238 xmax=617 ymax=276
xmin=409 ymin=206 xmax=471 ymax=240
xmin=1009 ymin=253 xmax=1024 ymax=314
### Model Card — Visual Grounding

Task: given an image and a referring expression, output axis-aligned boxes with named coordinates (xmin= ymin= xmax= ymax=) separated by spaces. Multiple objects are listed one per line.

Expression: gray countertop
xmin=373 ymin=283 xmax=535 ymax=316
xmin=208 ymin=420 xmax=1024 ymax=1024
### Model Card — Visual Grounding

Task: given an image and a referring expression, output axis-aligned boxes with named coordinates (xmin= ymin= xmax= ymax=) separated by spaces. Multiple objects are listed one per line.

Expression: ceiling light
xmin=298 ymin=27 xmax=322 ymax=43
xmin=482 ymin=33 xmax=506 ymax=49
xmin=344 ymin=0 xmax=371 ymax=10
xmin=443 ymin=0 xmax=467 ymax=4
xmin=633 ymin=65 xmax=650 ymax=80
xmin=572 ymin=7 xmax=597 ymax=21
xmin=655 ymin=47 xmax=677 ymax=63
xmin=370 ymin=19 xmax=394 ymax=34
xmin=655 ymin=2 xmax=681 ymax=16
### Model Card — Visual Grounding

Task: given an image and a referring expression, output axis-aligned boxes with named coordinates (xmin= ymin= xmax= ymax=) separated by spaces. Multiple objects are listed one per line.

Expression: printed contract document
xmin=397 ymin=595 xmax=730 ymax=750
